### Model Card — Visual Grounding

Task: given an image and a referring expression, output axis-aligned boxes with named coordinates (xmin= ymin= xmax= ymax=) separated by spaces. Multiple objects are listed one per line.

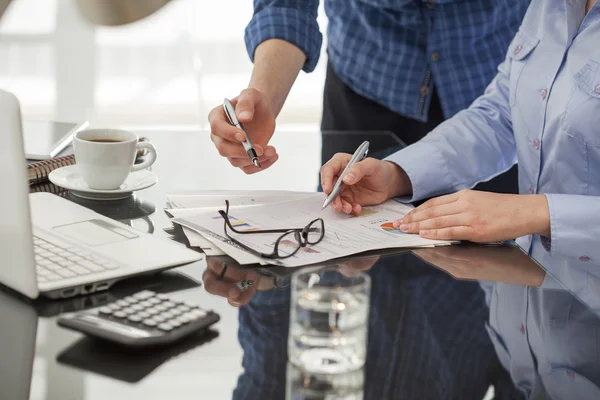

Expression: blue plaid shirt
xmin=245 ymin=0 xmax=529 ymax=121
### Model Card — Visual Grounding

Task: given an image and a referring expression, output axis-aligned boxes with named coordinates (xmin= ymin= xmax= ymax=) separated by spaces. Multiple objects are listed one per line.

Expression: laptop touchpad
xmin=53 ymin=219 xmax=139 ymax=246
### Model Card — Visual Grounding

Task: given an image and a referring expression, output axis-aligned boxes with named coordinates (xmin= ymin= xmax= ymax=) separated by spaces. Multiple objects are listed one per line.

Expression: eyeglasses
xmin=218 ymin=200 xmax=325 ymax=259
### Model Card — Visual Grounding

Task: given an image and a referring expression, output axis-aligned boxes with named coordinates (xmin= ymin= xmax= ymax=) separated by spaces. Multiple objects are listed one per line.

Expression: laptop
xmin=0 ymin=89 xmax=203 ymax=300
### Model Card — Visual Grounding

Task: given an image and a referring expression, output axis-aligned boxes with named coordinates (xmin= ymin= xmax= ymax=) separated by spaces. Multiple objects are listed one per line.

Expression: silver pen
xmin=322 ymin=140 xmax=370 ymax=209
xmin=223 ymin=98 xmax=261 ymax=168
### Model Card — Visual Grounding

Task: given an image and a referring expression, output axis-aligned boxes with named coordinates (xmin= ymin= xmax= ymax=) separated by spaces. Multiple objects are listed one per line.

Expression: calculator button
xmin=138 ymin=311 xmax=151 ymax=319
xmin=177 ymin=315 xmax=191 ymax=324
xmin=189 ymin=310 xmax=207 ymax=319
xmin=163 ymin=301 xmax=176 ymax=309
xmin=138 ymin=300 xmax=153 ymax=308
xmin=113 ymin=311 xmax=127 ymax=319
xmin=148 ymin=298 xmax=161 ymax=305
xmin=122 ymin=296 xmax=137 ymax=304
xmin=108 ymin=304 xmax=122 ymax=311
xmin=130 ymin=304 xmax=144 ymax=312
xmin=162 ymin=311 xmax=177 ymax=319
xmin=156 ymin=294 xmax=169 ymax=301
xmin=99 ymin=307 xmax=113 ymax=315
xmin=158 ymin=323 xmax=173 ymax=331
xmin=120 ymin=308 xmax=135 ymax=315
xmin=175 ymin=305 xmax=189 ymax=313
xmin=146 ymin=308 xmax=160 ymax=316
xmin=134 ymin=290 xmax=155 ymax=300
xmin=184 ymin=302 xmax=199 ymax=309
xmin=128 ymin=315 xmax=143 ymax=323
xmin=143 ymin=319 xmax=158 ymax=327
xmin=169 ymin=320 xmax=182 ymax=328
xmin=154 ymin=304 xmax=168 ymax=312
xmin=116 ymin=300 xmax=130 ymax=308
xmin=153 ymin=315 xmax=167 ymax=323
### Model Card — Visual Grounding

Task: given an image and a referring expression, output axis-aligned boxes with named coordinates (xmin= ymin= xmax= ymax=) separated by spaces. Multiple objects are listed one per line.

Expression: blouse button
xmin=579 ymin=256 xmax=590 ymax=262
xmin=529 ymin=186 xmax=535 ymax=194
xmin=533 ymin=139 xmax=540 ymax=150
xmin=595 ymin=85 xmax=600 ymax=95
xmin=541 ymin=89 xmax=548 ymax=100
xmin=513 ymin=45 xmax=523 ymax=55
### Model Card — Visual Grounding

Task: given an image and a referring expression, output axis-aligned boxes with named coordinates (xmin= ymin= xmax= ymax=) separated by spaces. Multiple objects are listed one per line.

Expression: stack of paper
xmin=165 ymin=191 xmax=317 ymax=257
xmin=168 ymin=191 xmax=453 ymax=267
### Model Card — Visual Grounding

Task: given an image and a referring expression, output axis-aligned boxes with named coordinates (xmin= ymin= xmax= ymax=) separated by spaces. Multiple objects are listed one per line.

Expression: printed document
xmin=172 ymin=193 xmax=453 ymax=267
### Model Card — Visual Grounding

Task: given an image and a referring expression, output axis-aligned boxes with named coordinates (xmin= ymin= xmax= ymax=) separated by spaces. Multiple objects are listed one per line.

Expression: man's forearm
xmin=248 ymin=39 xmax=306 ymax=117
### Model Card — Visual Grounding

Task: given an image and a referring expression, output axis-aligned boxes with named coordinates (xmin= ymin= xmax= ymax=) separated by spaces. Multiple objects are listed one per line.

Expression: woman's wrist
xmin=384 ymin=161 xmax=413 ymax=199
xmin=522 ymin=194 xmax=551 ymax=238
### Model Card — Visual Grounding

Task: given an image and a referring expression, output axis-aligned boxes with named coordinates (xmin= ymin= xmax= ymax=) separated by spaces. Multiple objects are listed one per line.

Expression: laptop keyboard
xmin=33 ymin=235 xmax=121 ymax=283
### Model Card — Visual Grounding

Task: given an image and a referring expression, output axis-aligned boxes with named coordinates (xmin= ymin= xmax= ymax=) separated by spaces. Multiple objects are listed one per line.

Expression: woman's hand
xmin=320 ymin=154 xmax=412 ymax=215
xmin=395 ymin=190 xmax=550 ymax=242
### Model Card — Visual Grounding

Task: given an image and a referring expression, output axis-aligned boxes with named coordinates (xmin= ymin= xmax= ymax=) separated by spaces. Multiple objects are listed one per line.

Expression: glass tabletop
xmin=2 ymin=130 xmax=598 ymax=400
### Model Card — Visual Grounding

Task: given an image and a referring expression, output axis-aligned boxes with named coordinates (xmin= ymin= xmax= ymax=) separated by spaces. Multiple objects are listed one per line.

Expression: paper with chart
xmin=166 ymin=191 xmax=316 ymax=260
xmin=171 ymin=193 xmax=453 ymax=267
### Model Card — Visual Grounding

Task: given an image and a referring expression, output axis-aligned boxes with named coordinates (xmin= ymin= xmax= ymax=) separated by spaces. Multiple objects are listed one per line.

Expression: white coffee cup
xmin=73 ymin=129 xmax=157 ymax=190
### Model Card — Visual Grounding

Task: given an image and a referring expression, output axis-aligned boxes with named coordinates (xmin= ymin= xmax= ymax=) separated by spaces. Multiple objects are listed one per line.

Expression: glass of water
xmin=289 ymin=265 xmax=371 ymax=374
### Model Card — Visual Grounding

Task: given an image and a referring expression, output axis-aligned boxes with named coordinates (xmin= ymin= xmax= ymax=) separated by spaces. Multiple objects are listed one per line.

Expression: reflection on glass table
xmin=201 ymin=242 xmax=600 ymax=399
xmin=204 ymin=249 xmax=515 ymax=400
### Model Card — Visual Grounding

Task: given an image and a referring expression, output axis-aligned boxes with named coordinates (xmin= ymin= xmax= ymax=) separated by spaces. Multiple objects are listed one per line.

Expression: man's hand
xmin=396 ymin=190 xmax=551 ymax=242
xmin=320 ymin=154 xmax=412 ymax=215
xmin=208 ymin=88 xmax=279 ymax=174
xmin=202 ymin=258 xmax=264 ymax=307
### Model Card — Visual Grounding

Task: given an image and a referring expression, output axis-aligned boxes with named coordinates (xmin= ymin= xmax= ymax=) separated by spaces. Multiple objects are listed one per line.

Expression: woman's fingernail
xmin=344 ymin=173 xmax=356 ymax=184
xmin=421 ymin=230 xmax=430 ymax=237
xmin=265 ymin=148 xmax=275 ymax=157
xmin=393 ymin=219 xmax=404 ymax=228
xmin=239 ymin=111 xmax=252 ymax=120
xmin=400 ymin=224 xmax=410 ymax=231
xmin=235 ymin=133 xmax=245 ymax=142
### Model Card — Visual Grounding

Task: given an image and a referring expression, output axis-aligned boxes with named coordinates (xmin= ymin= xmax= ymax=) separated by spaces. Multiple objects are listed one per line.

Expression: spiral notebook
xmin=27 ymin=154 xmax=75 ymax=185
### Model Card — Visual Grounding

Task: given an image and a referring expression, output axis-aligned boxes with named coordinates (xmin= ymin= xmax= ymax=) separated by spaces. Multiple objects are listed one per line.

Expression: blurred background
xmin=0 ymin=0 xmax=328 ymax=131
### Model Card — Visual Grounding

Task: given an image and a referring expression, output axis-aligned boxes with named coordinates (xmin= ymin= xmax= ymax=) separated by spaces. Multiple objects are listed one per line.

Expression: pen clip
xmin=223 ymin=98 xmax=239 ymax=126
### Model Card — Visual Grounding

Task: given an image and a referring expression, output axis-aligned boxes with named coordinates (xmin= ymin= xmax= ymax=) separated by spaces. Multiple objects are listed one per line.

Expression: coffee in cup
xmin=73 ymin=129 xmax=157 ymax=190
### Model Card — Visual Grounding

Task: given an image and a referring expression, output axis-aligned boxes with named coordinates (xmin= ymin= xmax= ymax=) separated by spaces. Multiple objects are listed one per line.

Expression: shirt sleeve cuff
xmin=384 ymin=142 xmax=454 ymax=202
xmin=545 ymin=193 xmax=600 ymax=261
xmin=244 ymin=7 xmax=323 ymax=73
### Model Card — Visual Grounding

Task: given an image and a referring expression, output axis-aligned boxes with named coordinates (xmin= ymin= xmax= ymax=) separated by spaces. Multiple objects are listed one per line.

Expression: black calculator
xmin=58 ymin=290 xmax=220 ymax=347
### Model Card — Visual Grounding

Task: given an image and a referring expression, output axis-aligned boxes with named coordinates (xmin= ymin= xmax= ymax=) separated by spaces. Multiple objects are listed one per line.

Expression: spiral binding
xmin=27 ymin=154 xmax=76 ymax=185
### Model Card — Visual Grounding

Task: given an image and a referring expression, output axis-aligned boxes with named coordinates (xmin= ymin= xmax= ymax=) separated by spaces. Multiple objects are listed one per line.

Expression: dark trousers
xmin=320 ymin=62 xmax=518 ymax=195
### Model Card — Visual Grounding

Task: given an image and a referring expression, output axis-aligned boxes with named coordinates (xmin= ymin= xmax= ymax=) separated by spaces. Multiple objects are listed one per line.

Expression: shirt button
xmin=533 ymin=139 xmax=540 ymax=150
xmin=567 ymin=370 xmax=576 ymax=380
xmin=541 ymin=88 xmax=548 ymax=101
xmin=420 ymin=86 xmax=430 ymax=96
xmin=520 ymin=324 xmax=525 ymax=335
xmin=529 ymin=186 xmax=535 ymax=194
xmin=431 ymin=52 xmax=440 ymax=62
xmin=579 ymin=256 xmax=590 ymax=262
xmin=595 ymin=85 xmax=600 ymax=94
xmin=426 ymin=2 xmax=435 ymax=8
xmin=513 ymin=45 xmax=523 ymax=55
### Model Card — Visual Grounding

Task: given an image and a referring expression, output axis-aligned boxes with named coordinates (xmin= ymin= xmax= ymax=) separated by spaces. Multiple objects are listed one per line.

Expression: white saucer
xmin=48 ymin=165 xmax=158 ymax=201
